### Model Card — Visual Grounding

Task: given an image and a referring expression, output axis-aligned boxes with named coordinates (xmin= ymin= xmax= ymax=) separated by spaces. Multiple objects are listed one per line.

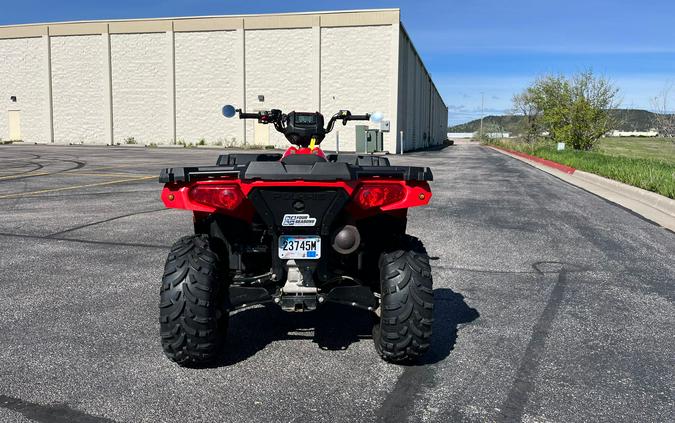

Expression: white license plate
xmin=278 ymin=235 xmax=321 ymax=259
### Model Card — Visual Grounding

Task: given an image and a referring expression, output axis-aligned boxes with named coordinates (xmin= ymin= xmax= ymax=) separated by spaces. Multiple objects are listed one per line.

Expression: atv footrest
xmin=229 ymin=286 xmax=273 ymax=310
xmin=324 ymin=285 xmax=377 ymax=311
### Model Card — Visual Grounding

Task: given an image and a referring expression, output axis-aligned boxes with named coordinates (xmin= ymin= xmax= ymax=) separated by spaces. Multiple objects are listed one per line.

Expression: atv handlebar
xmin=349 ymin=114 xmax=370 ymax=120
xmin=233 ymin=108 xmax=371 ymax=135
xmin=325 ymin=111 xmax=371 ymax=133
xmin=238 ymin=111 xmax=260 ymax=119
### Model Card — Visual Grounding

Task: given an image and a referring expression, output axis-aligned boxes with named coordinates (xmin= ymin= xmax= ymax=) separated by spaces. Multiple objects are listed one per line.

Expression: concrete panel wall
xmin=51 ymin=35 xmax=106 ymax=144
xmin=110 ymin=33 xmax=171 ymax=144
xmin=0 ymin=37 xmax=48 ymax=142
xmin=175 ymin=30 xmax=241 ymax=145
xmin=320 ymin=25 xmax=392 ymax=152
xmin=0 ymin=11 xmax=445 ymax=151
xmin=245 ymin=28 xmax=315 ymax=147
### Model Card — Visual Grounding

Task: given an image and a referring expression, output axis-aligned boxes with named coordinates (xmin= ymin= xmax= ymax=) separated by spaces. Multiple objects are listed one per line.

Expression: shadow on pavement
xmin=213 ymin=288 xmax=479 ymax=367
xmin=419 ymin=288 xmax=480 ymax=365
xmin=213 ymin=303 xmax=373 ymax=366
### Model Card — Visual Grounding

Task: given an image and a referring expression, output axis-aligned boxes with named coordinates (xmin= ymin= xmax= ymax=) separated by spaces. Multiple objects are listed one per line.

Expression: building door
xmin=254 ymin=120 xmax=269 ymax=145
xmin=8 ymin=110 xmax=21 ymax=140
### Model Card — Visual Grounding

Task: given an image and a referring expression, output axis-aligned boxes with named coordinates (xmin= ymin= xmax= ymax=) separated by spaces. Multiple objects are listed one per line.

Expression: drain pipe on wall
xmin=399 ymin=131 xmax=404 ymax=155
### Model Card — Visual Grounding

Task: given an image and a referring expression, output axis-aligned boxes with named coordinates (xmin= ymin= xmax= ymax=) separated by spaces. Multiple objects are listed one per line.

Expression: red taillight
xmin=188 ymin=184 xmax=244 ymax=210
xmin=355 ymin=184 xmax=405 ymax=209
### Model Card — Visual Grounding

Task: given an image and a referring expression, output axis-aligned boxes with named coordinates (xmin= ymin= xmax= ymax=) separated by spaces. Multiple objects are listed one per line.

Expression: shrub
xmin=513 ymin=71 xmax=619 ymax=150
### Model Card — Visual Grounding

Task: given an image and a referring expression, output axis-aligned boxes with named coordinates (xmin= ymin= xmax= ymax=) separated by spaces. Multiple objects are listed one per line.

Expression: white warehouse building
xmin=0 ymin=9 xmax=447 ymax=153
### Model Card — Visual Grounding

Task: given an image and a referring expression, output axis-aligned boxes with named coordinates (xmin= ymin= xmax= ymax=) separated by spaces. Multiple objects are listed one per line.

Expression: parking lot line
xmin=0 ymin=171 xmax=51 ymax=181
xmin=70 ymin=164 xmax=156 ymax=171
xmin=0 ymin=170 xmax=152 ymax=181
xmin=0 ymin=175 xmax=155 ymax=199
xmin=63 ymin=172 xmax=154 ymax=177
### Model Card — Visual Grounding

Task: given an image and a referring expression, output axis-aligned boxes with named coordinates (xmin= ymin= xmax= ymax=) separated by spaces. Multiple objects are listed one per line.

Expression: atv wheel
xmin=373 ymin=236 xmax=433 ymax=363
xmin=159 ymin=234 xmax=228 ymax=366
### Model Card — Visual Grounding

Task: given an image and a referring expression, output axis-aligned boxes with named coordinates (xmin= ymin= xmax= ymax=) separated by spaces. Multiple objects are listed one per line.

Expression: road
xmin=0 ymin=144 xmax=673 ymax=423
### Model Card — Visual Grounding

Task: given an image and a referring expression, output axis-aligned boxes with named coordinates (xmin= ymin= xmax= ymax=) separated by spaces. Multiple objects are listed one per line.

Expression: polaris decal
xmin=282 ymin=214 xmax=317 ymax=227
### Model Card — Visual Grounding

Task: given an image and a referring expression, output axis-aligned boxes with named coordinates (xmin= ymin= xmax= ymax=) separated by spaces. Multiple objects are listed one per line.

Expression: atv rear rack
xmin=159 ymin=153 xmax=433 ymax=183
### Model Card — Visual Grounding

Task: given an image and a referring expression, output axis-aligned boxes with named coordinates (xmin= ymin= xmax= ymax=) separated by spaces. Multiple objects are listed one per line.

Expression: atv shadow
xmin=212 ymin=288 xmax=478 ymax=367
xmin=211 ymin=303 xmax=373 ymax=366
xmin=418 ymin=288 xmax=480 ymax=366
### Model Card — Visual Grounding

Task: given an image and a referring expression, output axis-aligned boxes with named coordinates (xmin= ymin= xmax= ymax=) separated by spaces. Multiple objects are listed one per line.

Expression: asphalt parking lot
xmin=0 ymin=143 xmax=673 ymax=423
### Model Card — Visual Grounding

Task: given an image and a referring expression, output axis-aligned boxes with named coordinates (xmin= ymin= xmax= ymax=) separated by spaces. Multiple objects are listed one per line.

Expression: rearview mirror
xmin=222 ymin=105 xmax=236 ymax=118
xmin=370 ymin=112 xmax=384 ymax=123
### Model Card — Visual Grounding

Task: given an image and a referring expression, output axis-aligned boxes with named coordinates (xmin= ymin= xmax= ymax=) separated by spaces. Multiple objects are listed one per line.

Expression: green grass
xmin=487 ymin=139 xmax=675 ymax=199
xmin=598 ymin=137 xmax=675 ymax=165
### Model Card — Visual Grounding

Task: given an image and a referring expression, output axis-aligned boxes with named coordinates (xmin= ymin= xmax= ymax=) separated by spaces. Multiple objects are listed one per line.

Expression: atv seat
xmin=280 ymin=154 xmax=327 ymax=165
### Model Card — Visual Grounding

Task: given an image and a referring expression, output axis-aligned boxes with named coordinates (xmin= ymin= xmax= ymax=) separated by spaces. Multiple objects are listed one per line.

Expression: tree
xmin=651 ymin=84 xmax=675 ymax=139
xmin=514 ymin=71 xmax=619 ymax=150
xmin=512 ymin=89 xmax=541 ymax=146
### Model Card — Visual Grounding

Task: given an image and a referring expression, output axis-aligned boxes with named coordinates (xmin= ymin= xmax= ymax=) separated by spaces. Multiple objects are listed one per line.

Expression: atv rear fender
xmin=161 ymin=179 xmax=431 ymax=220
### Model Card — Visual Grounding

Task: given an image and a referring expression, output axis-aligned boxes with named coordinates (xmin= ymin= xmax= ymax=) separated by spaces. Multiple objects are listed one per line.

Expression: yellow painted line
xmin=0 ymin=170 xmax=152 ymax=180
xmin=0 ymin=171 xmax=51 ymax=181
xmin=0 ymin=176 xmax=155 ymax=199
xmin=70 ymin=164 xmax=155 ymax=171
xmin=62 ymin=172 xmax=153 ymax=177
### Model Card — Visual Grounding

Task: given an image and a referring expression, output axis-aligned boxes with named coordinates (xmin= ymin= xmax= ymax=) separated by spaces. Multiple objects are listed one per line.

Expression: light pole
xmin=479 ymin=92 xmax=484 ymax=140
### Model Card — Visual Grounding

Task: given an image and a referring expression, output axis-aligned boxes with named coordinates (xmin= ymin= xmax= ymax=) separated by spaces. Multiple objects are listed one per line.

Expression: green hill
xmin=448 ymin=109 xmax=659 ymax=133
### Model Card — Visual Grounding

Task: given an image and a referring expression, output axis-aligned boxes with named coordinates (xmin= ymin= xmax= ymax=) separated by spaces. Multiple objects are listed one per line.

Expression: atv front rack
xmin=159 ymin=153 xmax=433 ymax=184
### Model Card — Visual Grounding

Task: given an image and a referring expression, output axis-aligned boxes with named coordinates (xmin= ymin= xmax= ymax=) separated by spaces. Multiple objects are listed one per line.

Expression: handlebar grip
xmin=239 ymin=112 xmax=260 ymax=119
xmin=349 ymin=114 xmax=370 ymax=121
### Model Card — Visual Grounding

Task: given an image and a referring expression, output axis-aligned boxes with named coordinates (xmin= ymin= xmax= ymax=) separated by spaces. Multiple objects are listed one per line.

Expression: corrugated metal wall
xmin=397 ymin=25 xmax=448 ymax=152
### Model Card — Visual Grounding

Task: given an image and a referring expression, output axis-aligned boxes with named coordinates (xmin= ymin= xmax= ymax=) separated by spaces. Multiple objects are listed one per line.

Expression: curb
xmin=573 ymin=170 xmax=675 ymax=217
xmin=491 ymin=146 xmax=576 ymax=174
xmin=489 ymin=146 xmax=675 ymax=231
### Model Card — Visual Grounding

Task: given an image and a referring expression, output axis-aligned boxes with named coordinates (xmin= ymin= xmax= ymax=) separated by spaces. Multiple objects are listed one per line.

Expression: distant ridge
xmin=448 ymin=109 xmax=660 ymax=133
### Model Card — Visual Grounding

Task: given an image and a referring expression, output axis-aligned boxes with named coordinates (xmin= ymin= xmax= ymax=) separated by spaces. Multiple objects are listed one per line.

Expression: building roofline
xmin=0 ymin=8 xmax=400 ymax=29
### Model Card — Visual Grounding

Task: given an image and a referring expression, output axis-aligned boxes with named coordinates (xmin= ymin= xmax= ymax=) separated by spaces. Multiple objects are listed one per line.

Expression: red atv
xmin=158 ymin=106 xmax=434 ymax=366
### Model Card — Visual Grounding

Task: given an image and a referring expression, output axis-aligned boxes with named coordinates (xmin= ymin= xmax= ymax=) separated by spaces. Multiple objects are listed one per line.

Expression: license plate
xmin=278 ymin=235 xmax=321 ymax=259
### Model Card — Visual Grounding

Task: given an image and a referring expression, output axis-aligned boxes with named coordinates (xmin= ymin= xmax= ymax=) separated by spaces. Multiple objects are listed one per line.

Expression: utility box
xmin=355 ymin=125 xmax=384 ymax=153
xmin=355 ymin=125 xmax=368 ymax=153
xmin=365 ymin=129 xmax=383 ymax=153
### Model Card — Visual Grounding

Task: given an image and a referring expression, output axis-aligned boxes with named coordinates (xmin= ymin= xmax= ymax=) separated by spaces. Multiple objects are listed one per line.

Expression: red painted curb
xmin=492 ymin=146 xmax=576 ymax=174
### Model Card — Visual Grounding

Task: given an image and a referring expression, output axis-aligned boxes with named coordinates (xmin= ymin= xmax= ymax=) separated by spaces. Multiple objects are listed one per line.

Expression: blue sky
xmin=3 ymin=0 xmax=674 ymax=125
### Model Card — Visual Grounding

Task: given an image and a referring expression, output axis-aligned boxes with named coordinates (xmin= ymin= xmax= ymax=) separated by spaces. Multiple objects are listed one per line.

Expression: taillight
xmin=188 ymin=184 xmax=244 ymax=210
xmin=355 ymin=184 xmax=405 ymax=209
